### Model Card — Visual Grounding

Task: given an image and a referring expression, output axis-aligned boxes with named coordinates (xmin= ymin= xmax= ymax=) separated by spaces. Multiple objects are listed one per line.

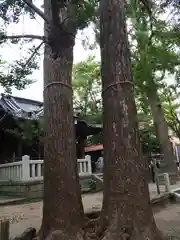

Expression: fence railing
xmin=0 ymin=155 xmax=92 ymax=182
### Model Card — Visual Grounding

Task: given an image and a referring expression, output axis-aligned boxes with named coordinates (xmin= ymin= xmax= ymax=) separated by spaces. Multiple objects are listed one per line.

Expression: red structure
xmin=85 ymin=144 xmax=103 ymax=172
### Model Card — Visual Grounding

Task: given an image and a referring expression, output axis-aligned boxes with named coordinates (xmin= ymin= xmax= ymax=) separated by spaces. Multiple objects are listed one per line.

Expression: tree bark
xmin=146 ymin=80 xmax=177 ymax=173
xmin=99 ymin=0 xmax=163 ymax=239
xmin=40 ymin=1 xmax=84 ymax=239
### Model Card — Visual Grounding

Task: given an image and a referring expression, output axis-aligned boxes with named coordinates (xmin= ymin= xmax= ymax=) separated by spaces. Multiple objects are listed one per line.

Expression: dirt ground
xmin=0 ymin=193 xmax=180 ymax=239
xmin=1 ymin=183 xmax=180 ymax=239
xmin=156 ymin=203 xmax=180 ymax=236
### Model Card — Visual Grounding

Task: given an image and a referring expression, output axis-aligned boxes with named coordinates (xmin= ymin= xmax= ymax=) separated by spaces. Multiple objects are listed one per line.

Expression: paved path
xmin=1 ymin=182 xmax=180 ymax=239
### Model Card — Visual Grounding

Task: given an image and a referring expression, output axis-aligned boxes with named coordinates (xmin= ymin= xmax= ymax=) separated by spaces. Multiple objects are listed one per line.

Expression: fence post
xmin=0 ymin=220 xmax=9 ymax=240
xmin=164 ymin=173 xmax=171 ymax=192
xmin=22 ymin=155 xmax=30 ymax=181
xmin=153 ymin=158 xmax=160 ymax=195
xmin=86 ymin=155 xmax=92 ymax=175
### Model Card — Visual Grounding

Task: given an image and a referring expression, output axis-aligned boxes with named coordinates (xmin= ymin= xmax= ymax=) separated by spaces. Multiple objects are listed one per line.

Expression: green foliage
xmin=73 ymin=56 xmax=160 ymax=152
xmin=0 ymin=0 xmax=100 ymax=92
xmin=5 ymin=118 xmax=43 ymax=144
xmin=137 ymin=110 xmax=160 ymax=154
xmin=0 ymin=0 xmax=41 ymax=92
xmin=92 ymin=0 xmax=180 ymax=110
xmin=73 ymin=57 xmax=102 ymax=144
xmin=131 ymin=12 xmax=180 ymax=91
xmin=0 ymin=44 xmax=40 ymax=93
xmin=140 ymin=128 xmax=160 ymax=154
xmin=76 ymin=0 xmax=99 ymax=30
xmin=0 ymin=0 xmax=34 ymax=24
xmin=160 ymin=84 xmax=180 ymax=138
xmin=73 ymin=56 xmax=101 ymax=122
xmin=0 ymin=0 xmax=99 ymax=29
xmin=124 ymin=0 xmax=180 ymax=153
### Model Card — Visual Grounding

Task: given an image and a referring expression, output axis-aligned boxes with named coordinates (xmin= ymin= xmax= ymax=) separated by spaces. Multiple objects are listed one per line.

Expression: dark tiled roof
xmin=0 ymin=94 xmax=43 ymax=119
xmin=0 ymin=94 xmax=102 ymax=136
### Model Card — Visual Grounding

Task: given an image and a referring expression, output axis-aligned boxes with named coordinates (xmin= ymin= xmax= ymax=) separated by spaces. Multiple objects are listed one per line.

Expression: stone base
xmin=158 ymin=172 xmax=179 ymax=185
xmin=0 ymin=176 xmax=102 ymax=199
xmin=0 ymin=180 xmax=44 ymax=198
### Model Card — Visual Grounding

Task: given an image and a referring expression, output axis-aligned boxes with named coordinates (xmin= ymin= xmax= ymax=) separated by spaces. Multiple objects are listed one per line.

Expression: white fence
xmin=0 ymin=155 xmax=92 ymax=182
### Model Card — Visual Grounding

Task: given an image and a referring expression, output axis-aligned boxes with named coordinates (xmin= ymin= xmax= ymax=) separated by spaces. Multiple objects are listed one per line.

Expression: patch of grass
xmin=167 ymin=229 xmax=180 ymax=240
xmin=167 ymin=236 xmax=180 ymax=240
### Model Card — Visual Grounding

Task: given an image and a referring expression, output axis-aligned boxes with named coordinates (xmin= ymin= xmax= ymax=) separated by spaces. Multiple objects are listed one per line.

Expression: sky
xmin=0 ymin=1 xmax=99 ymax=102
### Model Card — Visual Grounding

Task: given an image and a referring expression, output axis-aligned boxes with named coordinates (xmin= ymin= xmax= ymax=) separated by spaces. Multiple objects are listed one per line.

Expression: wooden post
xmin=22 ymin=155 xmax=30 ymax=181
xmin=153 ymin=158 xmax=160 ymax=195
xmin=0 ymin=220 xmax=9 ymax=240
xmin=164 ymin=173 xmax=171 ymax=192
xmin=86 ymin=155 xmax=92 ymax=175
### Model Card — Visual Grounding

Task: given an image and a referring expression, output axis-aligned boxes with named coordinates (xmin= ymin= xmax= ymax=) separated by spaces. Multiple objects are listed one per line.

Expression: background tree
xmin=129 ymin=0 xmax=180 ymax=173
xmin=137 ymin=110 xmax=161 ymax=154
xmin=161 ymin=83 xmax=180 ymax=139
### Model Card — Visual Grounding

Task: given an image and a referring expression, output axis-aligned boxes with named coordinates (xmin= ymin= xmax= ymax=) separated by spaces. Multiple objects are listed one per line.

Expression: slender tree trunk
xmin=99 ymin=0 xmax=163 ymax=239
xmin=40 ymin=1 xmax=84 ymax=239
xmin=146 ymin=80 xmax=177 ymax=173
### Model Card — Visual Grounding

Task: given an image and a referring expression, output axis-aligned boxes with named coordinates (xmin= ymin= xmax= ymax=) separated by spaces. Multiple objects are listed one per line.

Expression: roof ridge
xmin=1 ymin=94 xmax=43 ymax=105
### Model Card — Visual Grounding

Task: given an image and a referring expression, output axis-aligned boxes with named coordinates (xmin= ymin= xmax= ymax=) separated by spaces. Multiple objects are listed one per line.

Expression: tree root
xmin=15 ymin=213 xmax=167 ymax=240
xmin=100 ymin=224 xmax=166 ymax=240
xmin=13 ymin=227 xmax=36 ymax=240
xmin=85 ymin=212 xmax=166 ymax=240
xmin=29 ymin=226 xmax=166 ymax=240
xmin=26 ymin=216 xmax=166 ymax=240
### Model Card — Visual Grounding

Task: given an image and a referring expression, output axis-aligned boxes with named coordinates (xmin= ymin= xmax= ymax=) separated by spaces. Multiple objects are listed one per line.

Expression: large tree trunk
xmin=99 ymin=0 xmax=163 ymax=239
xmin=146 ymin=80 xmax=177 ymax=173
xmin=40 ymin=1 xmax=84 ymax=239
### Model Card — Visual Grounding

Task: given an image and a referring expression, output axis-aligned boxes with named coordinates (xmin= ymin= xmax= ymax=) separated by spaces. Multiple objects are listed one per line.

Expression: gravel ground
xmin=2 ymin=202 xmax=180 ymax=239
xmin=1 ymin=182 xmax=180 ymax=239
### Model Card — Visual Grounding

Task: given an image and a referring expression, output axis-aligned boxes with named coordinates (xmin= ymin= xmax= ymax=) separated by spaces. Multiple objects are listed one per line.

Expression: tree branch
xmin=2 ymin=34 xmax=45 ymax=41
xmin=0 ymin=112 xmax=8 ymax=124
xmin=159 ymin=69 xmax=166 ymax=81
xmin=24 ymin=41 xmax=44 ymax=69
xmin=139 ymin=0 xmax=153 ymax=15
xmin=66 ymin=3 xmax=78 ymax=32
xmin=22 ymin=0 xmax=51 ymax=25
xmin=51 ymin=0 xmax=60 ymax=26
